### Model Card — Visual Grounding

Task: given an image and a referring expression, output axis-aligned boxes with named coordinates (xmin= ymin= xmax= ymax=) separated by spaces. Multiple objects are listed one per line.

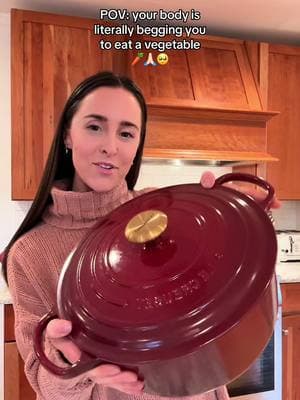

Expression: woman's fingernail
xmin=60 ymin=321 xmax=72 ymax=333
xmin=200 ymin=171 xmax=215 ymax=188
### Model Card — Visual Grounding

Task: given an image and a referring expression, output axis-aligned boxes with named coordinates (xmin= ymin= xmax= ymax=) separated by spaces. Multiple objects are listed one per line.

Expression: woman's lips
xmin=93 ymin=162 xmax=118 ymax=175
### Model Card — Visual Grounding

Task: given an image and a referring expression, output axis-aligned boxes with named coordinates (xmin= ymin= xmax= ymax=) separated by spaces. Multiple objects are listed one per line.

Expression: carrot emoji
xmin=131 ymin=56 xmax=140 ymax=66
xmin=131 ymin=52 xmax=144 ymax=66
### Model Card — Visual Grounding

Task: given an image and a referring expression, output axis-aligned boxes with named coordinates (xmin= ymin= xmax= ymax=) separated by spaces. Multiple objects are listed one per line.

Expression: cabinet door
xmin=281 ymin=283 xmax=300 ymax=314
xmin=282 ymin=314 xmax=300 ymax=400
xmin=128 ymin=36 xmax=195 ymax=105
xmin=4 ymin=342 xmax=36 ymax=400
xmin=187 ymin=37 xmax=262 ymax=110
xmin=12 ymin=9 xmax=127 ymax=200
xmin=266 ymin=45 xmax=300 ymax=199
xmin=129 ymin=35 xmax=262 ymax=111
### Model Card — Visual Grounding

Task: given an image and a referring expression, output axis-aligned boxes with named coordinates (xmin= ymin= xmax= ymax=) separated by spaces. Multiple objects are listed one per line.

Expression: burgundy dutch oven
xmin=34 ymin=173 xmax=278 ymax=397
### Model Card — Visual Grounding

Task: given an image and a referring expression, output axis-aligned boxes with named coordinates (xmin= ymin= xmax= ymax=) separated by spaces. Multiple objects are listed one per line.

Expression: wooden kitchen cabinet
xmin=11 ymin=9 xmax=128 ymax=200
xmin=129 ymin=35 xmax=262 ymax=111
xmin=249 ymin=43 xmax=300 ymax=199
xmin=281 ymin=283 xmax=300 ymax=400
xmin=234 ymin=42 xmax=300 ymax=197
xmin=4 ymin=304 xmax=35 ymax=400
xmin=186 ymin=37 xmax=262 ymax=110
xmin=127 ymin=36 xmax=195 ymax=104
xmin=265 ymin=45 xmax=300 ymax=199
xmin=282 ymin=315 xmax=300 ymax=400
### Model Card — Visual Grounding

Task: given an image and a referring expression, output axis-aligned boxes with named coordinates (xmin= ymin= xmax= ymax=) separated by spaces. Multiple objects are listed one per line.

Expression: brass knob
xmin=125 ymin=210 xmax=168 ymax=244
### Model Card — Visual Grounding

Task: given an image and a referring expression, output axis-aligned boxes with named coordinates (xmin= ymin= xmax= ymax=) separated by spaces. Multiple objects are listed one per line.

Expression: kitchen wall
xmin=136 ymin=162 xmax=232 ymax=188
xmin=1 ymin=11 xmax=300 ymax=258
xmin=273 ymin=201 xmax=300 ymax=230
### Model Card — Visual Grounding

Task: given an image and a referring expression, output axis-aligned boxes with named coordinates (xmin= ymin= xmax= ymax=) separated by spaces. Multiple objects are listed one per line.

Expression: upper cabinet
xmin=187 ymin=38 xmax=262 ymax=110
xmin=128 ymin=37 xmax=195 ymax=104
xmin=266 ymin=45 xmax=300 ymax=199
xmin=11 ymin=9 xmax=127 ymax=200
xmin=233 ymin=42 xmax=300 ymax=199
xmin=129 ymin=36 xmax=263 ymax=110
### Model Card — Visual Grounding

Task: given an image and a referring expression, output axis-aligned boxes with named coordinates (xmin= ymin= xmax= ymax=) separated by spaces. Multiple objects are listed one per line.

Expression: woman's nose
xmin=100 ymin=134 xmax=118 ymax=156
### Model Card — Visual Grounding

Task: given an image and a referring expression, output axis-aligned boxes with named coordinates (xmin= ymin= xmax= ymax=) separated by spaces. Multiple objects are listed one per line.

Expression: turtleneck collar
xmin=42 ymin=179 xmax=134 ymax=229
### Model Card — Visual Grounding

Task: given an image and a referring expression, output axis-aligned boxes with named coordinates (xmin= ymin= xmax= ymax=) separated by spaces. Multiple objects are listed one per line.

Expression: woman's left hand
xmin=200 ymin=171 xmax=281 ymax=210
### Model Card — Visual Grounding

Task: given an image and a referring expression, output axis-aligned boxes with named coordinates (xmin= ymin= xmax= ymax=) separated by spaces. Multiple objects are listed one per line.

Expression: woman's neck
xmin=42 ymin=179 xmax=132 ymax=229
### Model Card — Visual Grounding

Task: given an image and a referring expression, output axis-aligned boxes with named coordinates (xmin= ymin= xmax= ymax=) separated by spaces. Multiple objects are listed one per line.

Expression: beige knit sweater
xmin=7 ymin=180 xmax=229 ymax=400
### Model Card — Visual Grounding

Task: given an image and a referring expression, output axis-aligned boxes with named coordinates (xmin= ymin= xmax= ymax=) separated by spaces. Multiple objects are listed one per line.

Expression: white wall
xmin=136 ymin=162 xmax=232 ymax=189
xmin=273 ymin=201 xmax=300 ymax=231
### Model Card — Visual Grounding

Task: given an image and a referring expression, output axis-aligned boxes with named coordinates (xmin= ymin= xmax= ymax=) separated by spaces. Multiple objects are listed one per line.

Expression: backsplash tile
xmin=273 ymin=201 xmax=300 ymax=231
xmin=135 ymin=161 xmax=232 ymax=189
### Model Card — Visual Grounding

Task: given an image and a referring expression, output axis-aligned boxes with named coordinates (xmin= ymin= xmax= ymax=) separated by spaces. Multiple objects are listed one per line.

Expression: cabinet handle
xmin=282 ymin=329 xmax=289 ymax=336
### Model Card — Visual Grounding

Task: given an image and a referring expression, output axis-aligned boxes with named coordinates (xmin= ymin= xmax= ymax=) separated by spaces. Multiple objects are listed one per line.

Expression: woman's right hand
xmin=46 ymin=318 xmax=144 ymax=394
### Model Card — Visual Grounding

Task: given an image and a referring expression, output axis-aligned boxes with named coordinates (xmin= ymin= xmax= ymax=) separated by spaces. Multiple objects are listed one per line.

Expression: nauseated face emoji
xmin=157 ymin=53 xmax=169 ymax=65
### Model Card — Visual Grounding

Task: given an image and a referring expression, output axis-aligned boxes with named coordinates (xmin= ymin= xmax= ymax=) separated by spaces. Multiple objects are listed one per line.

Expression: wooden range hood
xmin=143 ymin=102 xmax=279 ymax=166
xmin=129 ymin=36 xmax=279 ymax=165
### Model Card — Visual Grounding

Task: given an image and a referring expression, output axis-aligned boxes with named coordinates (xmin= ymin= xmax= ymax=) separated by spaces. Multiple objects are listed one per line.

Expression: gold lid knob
xmin=125 ymin=210 xmax=168 ymax=244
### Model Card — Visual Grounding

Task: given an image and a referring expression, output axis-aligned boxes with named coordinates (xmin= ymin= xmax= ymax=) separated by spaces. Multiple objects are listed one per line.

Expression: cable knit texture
xmin=7 ymin=180 xmax=229 ymax=400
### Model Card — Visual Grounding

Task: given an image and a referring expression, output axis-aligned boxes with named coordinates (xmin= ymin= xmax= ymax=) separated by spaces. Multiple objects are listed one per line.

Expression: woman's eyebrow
xmin=120 ymin=121 xmax=139 ymax=130
xmin=84 ymin=114 xmax=107 ymax=122
xmin=84 ymin=114 xmax=139 ymax=130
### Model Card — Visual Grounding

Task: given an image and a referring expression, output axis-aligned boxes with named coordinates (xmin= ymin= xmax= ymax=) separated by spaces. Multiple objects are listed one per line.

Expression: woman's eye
xmin=120 ymin=131 xmax=134 ymax=139
xmin=87 ymin=124 xmax=102 ymax=132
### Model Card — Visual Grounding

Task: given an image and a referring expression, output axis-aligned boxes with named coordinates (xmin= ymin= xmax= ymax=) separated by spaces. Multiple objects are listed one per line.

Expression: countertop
xmin=1 ymin=262 xmax=300 ymax=305
xmin=276 ymin=261 xmax=300 ymax=284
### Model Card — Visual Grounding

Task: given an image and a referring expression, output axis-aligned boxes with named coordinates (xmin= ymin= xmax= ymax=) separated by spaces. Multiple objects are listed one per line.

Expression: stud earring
xmin=65 ymin=146 xmax=69 ymax=155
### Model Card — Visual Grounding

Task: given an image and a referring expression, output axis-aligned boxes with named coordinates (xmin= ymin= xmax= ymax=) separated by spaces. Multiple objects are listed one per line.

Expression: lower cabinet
xmin=281 ymin=283 xmax=300 ymax=400
xmin=282 ymin=314 xmax=300 ymax=400
xmin=4 ymin=304 xmax=35 ymax=400
xmin=4 ymin=342 xmax=36 ymax=400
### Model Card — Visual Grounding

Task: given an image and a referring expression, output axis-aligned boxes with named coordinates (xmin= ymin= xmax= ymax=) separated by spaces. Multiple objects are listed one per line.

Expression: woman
xmin=1 ymin=71 xmax=278 ymax=400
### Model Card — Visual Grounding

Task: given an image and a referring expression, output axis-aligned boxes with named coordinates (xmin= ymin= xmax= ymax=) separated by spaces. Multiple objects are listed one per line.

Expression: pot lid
xmin=58 ymin=175 xmax=277 ymax=364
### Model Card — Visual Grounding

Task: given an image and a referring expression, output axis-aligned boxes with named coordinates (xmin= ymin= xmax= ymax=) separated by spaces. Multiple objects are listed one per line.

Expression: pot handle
xmin=34 ymin=310 xmax=103 ymax=378
xmin=214 ymin=172 xmax=275 ymax=211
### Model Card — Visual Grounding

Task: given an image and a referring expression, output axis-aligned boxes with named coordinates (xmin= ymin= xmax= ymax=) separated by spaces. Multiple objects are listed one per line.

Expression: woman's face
xmin=65 ymin=87 xmax=142 ymax=192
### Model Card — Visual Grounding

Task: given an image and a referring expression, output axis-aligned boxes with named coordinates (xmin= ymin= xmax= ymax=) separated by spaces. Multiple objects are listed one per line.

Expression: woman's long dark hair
xmin=1 ymin=71 xmax=147 ymax=283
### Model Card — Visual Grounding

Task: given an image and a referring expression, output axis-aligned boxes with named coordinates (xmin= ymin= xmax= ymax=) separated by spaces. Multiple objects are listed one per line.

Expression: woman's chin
xmin=88 ymin=177 xmax=123 ymax=193
xmin=72 ymin=172 xmax=123 ymax=192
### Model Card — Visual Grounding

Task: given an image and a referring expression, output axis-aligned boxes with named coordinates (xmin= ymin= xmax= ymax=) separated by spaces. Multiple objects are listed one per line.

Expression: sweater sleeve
xmin=7 ymin=240 xmax=97 ymax=400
